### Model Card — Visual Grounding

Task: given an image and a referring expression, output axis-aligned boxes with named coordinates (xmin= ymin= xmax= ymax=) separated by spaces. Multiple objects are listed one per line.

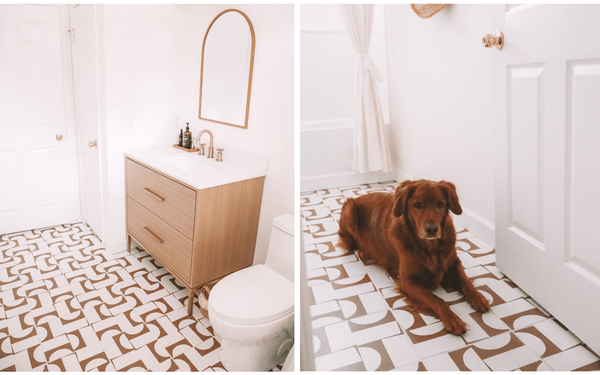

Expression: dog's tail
xmin=337 ymin=198 xmax=359 ymax=251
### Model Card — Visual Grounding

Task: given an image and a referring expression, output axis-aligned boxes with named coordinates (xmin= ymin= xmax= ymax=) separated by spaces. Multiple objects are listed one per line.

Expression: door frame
xmin=67 ymin=4 xmax=106 ymax=240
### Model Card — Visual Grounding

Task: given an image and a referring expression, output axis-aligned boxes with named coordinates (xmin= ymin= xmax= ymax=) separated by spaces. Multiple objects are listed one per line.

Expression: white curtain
xmin=341 ymin=4 xmax=392 ymax=174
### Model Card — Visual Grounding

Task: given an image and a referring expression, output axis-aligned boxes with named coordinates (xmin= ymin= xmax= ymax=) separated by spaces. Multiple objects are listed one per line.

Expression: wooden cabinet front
xmin=126 ymin=158 xmax=196 ymax=238
xmin=125 ymin=157 xmax=265 ymax=315
xmin=127 ymin=197 xmax=193 ymax=282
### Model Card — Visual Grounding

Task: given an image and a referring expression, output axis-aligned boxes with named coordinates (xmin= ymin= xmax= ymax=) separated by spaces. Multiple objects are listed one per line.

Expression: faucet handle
xmin=216 ymin=148 xmax=224 ymax=162
xmin=198 ymin=143 xmax=206 ymax=156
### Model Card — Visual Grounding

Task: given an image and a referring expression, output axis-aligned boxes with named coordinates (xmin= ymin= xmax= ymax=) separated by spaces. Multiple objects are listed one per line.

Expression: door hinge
xmin=68 ymin=28 xmax=75 ymax=44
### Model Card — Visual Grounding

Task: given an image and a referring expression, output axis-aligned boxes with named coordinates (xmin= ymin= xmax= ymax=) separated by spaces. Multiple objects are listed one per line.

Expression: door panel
xmin=0 ymin=151 xmax=22 ymax=213
xmin=22 ymin=59 xmax=53 ymax=125
xmin=0 ymin=5 xmax=79 ymax=234
xmin=495 ymin=4 xmax=600 ymax=355
xmin=567 ymin=60 xmax=600 ymax=275
xmin=507 ymin=64 xmax=545 ymax=246
xmin=31 ymin=148 xmax=60 ymax=207
xmin=70 ymin=4 xmax=103 ymax=238
xmin=0 ymin=59 xmax=12 ymax=128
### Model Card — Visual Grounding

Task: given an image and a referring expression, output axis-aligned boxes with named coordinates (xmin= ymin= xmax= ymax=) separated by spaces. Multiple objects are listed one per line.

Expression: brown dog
xmin=337 ymin=179 xmax=490 ymax=335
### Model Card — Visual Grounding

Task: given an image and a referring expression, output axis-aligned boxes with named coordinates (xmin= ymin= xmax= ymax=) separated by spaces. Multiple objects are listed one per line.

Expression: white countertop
xmin=124 ymin=145 xmax=269 ymax=190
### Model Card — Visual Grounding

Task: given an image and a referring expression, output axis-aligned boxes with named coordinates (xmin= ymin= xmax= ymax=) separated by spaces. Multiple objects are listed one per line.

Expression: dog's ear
xmin=393 ymin=180 xmax=415 ymax=217
xmin=438 ymin=181 xmax=462 ymax=215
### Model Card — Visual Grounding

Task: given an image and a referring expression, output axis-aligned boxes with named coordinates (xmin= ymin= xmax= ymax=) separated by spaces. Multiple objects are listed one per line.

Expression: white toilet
xmin=208 ymin=214 xmax=294 ymax=371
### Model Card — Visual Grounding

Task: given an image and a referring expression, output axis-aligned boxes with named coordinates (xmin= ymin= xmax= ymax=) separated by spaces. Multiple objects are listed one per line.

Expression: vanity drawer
xmin=127 ymin=197 xmax=192 ymax=283
xmin=126 ymin=158 xmax=196 ymax=238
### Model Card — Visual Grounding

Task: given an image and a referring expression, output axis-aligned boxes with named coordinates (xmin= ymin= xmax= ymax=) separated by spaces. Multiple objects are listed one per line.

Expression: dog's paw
xmin=357 ymin=250 xmax=373 ymax=265
xmin=441 ymin=314 xmax=467 ymax=335
xmin=419 ymin=307 xmax=439 ymax=319
xmin=468 ymin=291 xmax=491 ymax=313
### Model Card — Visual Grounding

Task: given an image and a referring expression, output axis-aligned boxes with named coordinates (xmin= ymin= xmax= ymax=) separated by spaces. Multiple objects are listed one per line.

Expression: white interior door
xmin=0 ymin=4 xmax=80 ymax=234
xmin=70 ymin=4 xmax=104 ymax=239
xmin=494 ymin=4 xmax=600 ymax=356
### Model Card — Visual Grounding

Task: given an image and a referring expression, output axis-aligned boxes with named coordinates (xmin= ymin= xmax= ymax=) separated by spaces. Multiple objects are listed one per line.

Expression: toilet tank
xmin=264 ymin=213 xmax=294 ymax=283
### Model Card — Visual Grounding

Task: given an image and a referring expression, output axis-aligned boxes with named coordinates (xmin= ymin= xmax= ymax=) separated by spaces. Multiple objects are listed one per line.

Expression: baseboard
xmin=393 ymin=168 xmax=413 ymax=183
xmin=301 ymin=169 xmax=396 ymax=192
xmin=102 ymin=237 xmax=129 ymax=256
xmin=452 ymin=206 xmax=495 ymax=248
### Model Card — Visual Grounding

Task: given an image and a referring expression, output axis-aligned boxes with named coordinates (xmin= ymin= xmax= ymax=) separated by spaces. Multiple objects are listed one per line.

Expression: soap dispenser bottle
xmin=183 ymin=123 xmax=192 ymax=149
xmin=178 ymin=129 xmax=183 ymax=147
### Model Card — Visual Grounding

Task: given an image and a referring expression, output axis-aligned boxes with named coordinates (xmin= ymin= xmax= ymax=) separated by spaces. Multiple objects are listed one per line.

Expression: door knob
xmin=88 ymin=140 xmax=97 ymax=148
xmin=482 ymin=31 xmax=504 ymax=50
xmin=56 ymin=134 xmax=63 ymax=141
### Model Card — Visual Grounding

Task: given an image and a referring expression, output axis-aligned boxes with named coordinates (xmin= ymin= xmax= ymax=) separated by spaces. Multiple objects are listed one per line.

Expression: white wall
xmin=300 ymin=4 xmax=394 ymax=191
xmin=97 ymin=4 xmax=190 ymax=252
xmin=182 ymin=4 xmax=295 ymax=264
xmin=95 ymin=4 xmax=294 ymax=265
xmin=300 ymin=5 xmax=354 ymax=125
xmin=386 ymin=4 xmax=495 ymax=244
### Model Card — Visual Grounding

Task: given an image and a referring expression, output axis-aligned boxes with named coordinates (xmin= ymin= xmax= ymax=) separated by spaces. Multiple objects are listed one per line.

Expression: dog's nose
xmin=425 ymin=223 xmax=438 ymax=237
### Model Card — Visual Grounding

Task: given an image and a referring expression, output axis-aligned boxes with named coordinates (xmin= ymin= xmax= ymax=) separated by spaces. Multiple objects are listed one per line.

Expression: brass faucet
xmin=194 ymin=129 xmax=214 ymax=158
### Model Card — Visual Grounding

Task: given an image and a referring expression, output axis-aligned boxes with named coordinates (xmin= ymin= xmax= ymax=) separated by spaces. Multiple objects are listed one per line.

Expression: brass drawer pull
xmin=144 ymin=227 xmax=164 ymax=243
xmin=144 ymin=188 xmax=165 ymax=202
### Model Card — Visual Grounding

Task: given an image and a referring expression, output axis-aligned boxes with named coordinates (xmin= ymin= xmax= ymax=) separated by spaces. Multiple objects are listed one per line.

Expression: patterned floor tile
xmin=76 ymin=341 xmax=112 ymax=371
xmin=314 ymin=346 xmax=364 ymax=371
xmin=324 ymin=310 xmax=402 ymax=353
xmin=543 ymin=345 xmax=600 ymax=371
xmin=303 ymin=181 xmax=597 ymax=371
xmin=357 ymin=339 xmax=397 ymax=371
xmin=150 ymin=357 xmax=182 ymax=371
xmin=1 ymin=222 xmax=283 ymax=372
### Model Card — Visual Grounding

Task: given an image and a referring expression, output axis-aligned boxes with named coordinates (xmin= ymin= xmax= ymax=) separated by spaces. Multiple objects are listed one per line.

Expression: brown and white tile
xmin=0 ymin=221 xmax=251 ymax=371
xmin=302 ymin=181 xmax=596 ymax=372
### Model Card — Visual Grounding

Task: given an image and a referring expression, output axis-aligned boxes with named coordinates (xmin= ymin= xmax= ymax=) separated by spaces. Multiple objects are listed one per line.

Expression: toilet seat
xmin=209 ymin=264 xmax=294 ymax=326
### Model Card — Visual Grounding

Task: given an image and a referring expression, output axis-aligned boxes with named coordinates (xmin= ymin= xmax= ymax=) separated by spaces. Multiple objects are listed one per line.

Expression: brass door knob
xmin=56 ymin=133 xmax=63 ymax=141
xmin=88 ymin=140 xmax=97 ymax=148
xmin=482 ymin=31 xmax=504 ymax=50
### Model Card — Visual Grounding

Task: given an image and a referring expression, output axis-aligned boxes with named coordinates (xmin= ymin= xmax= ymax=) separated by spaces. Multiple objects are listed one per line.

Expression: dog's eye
xmin=436 ymin=201 xmax=444 ymax=208
xmin=414 ymin=202 xmax=422 ymax=209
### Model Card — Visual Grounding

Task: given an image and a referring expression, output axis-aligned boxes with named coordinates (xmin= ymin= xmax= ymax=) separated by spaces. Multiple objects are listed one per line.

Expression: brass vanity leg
xmin=127 ymin=234 xmax=131 ymax=252
xmin=188 ymin=288 xmax=195 ymax=315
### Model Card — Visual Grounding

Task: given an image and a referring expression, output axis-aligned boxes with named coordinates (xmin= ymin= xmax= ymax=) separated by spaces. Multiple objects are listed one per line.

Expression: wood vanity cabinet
xmin=125 ymin=157 xmax=265 ymax=315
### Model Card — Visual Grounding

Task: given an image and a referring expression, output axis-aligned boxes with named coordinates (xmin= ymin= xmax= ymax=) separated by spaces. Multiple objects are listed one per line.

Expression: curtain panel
xmin=340 ymin=4 xmax=392 ymax=174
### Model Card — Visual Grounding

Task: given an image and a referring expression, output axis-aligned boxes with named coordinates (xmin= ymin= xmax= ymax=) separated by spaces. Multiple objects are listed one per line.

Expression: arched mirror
xmin=199 ymin=9 xmax=255 ymax=129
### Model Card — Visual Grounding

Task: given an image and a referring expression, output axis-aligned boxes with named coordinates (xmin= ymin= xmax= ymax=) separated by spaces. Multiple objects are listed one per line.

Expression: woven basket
xmin=198 ymin=285 xmax=212 ymax=319
xmin=411 ymin=4 xmax=446 ymax=18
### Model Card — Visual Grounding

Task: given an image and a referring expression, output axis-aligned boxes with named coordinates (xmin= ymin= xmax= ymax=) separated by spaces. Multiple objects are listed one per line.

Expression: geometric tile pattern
xmin=302 ymin=181 xmax=600 ymax=371
xmin=0 ymin=223 xmax=283 ymax=372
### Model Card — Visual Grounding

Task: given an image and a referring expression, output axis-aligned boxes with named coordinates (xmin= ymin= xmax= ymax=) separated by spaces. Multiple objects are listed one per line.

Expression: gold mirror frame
xmin=199 ymin=9 xmax=255 ymax=129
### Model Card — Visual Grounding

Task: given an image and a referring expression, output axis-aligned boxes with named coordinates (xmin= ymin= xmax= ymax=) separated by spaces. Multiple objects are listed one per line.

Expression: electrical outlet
xmin=222 ymin=111 xmax=232 ymax=121
xmin=173 ymin=114 xmax=180 ymax=128
xmin=121 ymin=117 xmax=135 ymax=134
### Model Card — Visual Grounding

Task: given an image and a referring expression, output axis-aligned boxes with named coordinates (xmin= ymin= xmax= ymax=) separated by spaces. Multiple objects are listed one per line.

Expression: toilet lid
xmin=208 ymin=265 xmax=294 ymax=325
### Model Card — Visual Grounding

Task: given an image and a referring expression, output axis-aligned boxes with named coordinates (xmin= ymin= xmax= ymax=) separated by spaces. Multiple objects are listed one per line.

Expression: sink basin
xmin=159 ymin=154 xmax=215 ymax=173
xmin=125 ymin=145 xmax=268 ymax=190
